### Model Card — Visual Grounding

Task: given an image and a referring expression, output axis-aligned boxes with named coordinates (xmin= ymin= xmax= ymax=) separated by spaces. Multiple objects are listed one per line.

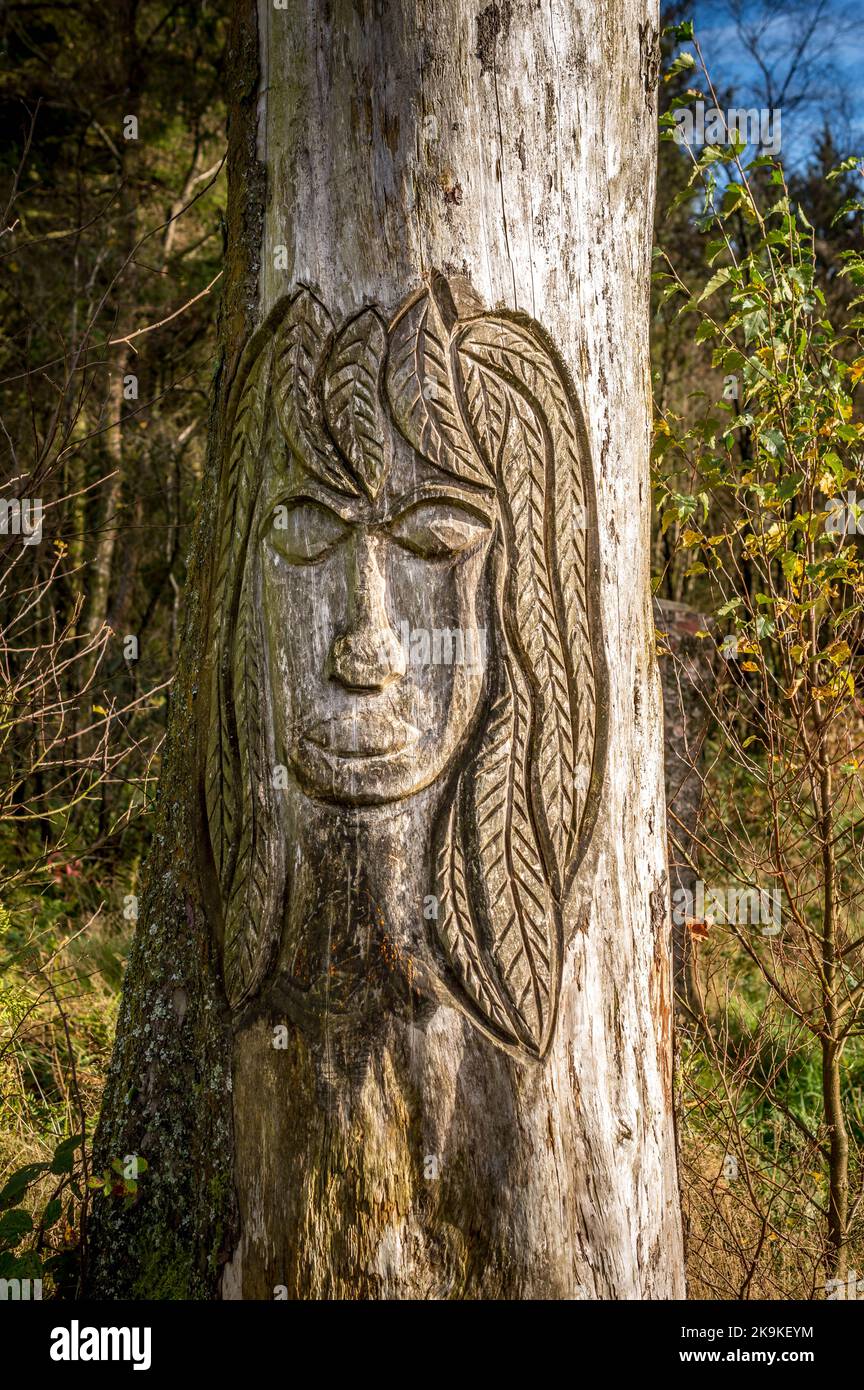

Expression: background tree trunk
xmin=87 ymin=0 xmax=684 ymax=1299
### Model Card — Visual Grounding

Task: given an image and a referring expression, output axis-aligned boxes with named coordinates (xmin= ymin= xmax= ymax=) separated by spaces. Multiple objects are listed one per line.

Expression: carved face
xmin=206 ymin=275 xmax=605 ymax=1063
xmin=259 ymin=435 xmax=495 ymax=805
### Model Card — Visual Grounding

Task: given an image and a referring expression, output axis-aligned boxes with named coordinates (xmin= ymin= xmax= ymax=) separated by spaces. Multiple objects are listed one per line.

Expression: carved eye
xmin=389 ymin=502 xmax=491 ymax=559
xmin=268 ymin=500 xmax=348 ymax=563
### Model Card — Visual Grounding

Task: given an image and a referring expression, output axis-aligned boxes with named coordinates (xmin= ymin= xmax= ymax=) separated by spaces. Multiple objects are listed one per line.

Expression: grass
xmin=0 ymin=844 xmax=135 ymax=1291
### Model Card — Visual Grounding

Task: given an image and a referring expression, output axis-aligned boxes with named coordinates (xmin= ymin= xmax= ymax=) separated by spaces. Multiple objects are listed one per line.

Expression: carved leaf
xmin=460 ymin=356 xmax=509 ymax=472
xmin=385 ymin=291 xmax=490 ymax=487
xmin=457 ymin=317 xmax=597 ymax=874
xmin=272 ymin=288 xmax=359 ymax=495
xmin=435 ymin=799 xmax=517 ymax=1043
xmin=322 ymin=308 xmax=389 ymax=498
xmin=205 ymin=336 xmax=284 ymax=1009
xmin=223 ymin=558 xmax=284 ymax=1007
xmin=205 ymin=345 xmax=270 ymax=892
xmin=500 ymin=395 xmax=575 ymax=888
xmin=472 ymin=659 xmax=559 ymax=1052
xmin=435 ymin=665 xmax=558 ymax=1059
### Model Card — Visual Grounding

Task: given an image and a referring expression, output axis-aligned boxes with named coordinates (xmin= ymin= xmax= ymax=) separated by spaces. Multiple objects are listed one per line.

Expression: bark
xmin=83 ymin=0 xmax=141 ymax=660
xmin=87 ymin=0 xmax=684 ymax=1300
xmin=86 ymin=354 xmax=127 ymax=649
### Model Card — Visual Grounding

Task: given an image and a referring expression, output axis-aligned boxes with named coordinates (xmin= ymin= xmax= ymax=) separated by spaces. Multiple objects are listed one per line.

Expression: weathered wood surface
xmin=87 ymin=0 xmax=684 ymax=1300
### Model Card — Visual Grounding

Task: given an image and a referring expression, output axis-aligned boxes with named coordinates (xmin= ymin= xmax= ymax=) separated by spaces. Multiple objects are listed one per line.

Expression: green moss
xmin=131 ymin=1234 xmax=198 ymax=1301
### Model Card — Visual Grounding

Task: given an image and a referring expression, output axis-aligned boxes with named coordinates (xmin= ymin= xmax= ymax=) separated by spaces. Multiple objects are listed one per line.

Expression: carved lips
xmin=303 ymin=711 xmax=420 ymax=760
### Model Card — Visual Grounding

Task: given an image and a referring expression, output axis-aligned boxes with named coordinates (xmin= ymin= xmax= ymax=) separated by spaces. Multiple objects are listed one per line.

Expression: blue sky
xmin=685 ymin=0 xmax=864 ymax=167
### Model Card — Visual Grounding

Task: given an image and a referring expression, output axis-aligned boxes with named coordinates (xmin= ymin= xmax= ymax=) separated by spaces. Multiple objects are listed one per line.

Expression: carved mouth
xmin=302 ymin=713 xmax=420 ymax=760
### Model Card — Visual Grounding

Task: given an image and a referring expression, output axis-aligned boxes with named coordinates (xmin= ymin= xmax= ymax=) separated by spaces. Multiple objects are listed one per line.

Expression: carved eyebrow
xmin=262 ymin=486 xmax=365 ymax=526
xmin=385 ymin=486 xmax=495 ymax=526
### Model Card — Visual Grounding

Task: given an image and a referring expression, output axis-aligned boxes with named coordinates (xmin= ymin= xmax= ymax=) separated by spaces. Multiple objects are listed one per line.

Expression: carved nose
xmin=327 ymin=534 xmax=407 ymax=692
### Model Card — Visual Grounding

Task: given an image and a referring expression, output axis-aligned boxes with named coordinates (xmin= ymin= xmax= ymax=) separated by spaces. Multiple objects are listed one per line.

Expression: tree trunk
xmin=87 ymin=0 xmax=684 ymax=1300
xmin=82 ymin=0 xmax=140 ymax=665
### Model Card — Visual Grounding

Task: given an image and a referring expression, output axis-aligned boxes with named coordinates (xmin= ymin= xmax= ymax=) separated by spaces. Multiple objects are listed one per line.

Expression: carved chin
xmin=288 ymin=732 xmax=452 ymax=806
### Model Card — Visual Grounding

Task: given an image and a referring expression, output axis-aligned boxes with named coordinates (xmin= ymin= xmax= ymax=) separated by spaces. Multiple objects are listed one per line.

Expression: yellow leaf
xmin=826 ymin=640 xmax=851 ymax=665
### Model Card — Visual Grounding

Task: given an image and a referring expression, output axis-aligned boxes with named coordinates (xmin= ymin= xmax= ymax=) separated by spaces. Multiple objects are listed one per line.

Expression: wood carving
xmin=203 ymin=274 xmax=605 ymax=1063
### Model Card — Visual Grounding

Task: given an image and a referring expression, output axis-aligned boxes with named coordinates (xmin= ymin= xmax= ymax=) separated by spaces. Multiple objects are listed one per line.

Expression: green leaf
xmin=699 ymin=143 xmax=728 ymax=168
xmin=666 ymin=52 xmax=696 ymax=79
xmin=716 ymin=598 xmax=743 ymax=618
xmin=698 ymin=266 xmax=734 ymax=303
xmin=827 ymin=155 xmax=862 ymax=182
xmin=721 ymin=183 xmax=747 ymax=217
xmin=42 ymin=1198 xmax=62 ymax=1229
xmin=742 ymin=307 xmax=769 ymax=343
xmin=659 ymin=281 xmax=686 ymax=307
xmin=761 ymin=429 xmax=786 ymax=458
xmin=721 ymin=348 xmax=746 ymax=373
xmin=0 ymin=1249 xmax=41 ymax=1279
xmin=51 ymin=1134 xmax=83 ymax=1176
xmin=0 ymin=1208 xmax=34 ymax=1251
xmin=781 ymin=551 xmax=801 ymax=582
xmin=776 ymin=472 xmax=803 ymax=500
xmin=0 ymin=1163 xmax=50 ymax=1212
